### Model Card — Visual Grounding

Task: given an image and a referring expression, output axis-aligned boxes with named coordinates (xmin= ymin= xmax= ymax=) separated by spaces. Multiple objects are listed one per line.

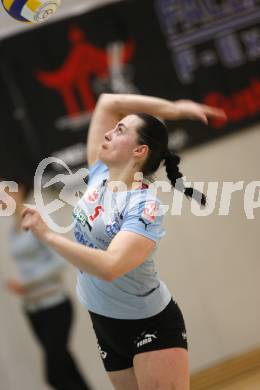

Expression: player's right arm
xmin=86 ymin=93 xmax=227 ymax=167
xmin=86 ymin=94 xmax=122 ymax=167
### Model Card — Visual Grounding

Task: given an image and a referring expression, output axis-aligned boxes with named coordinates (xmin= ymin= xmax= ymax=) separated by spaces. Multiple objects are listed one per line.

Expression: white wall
xmin=1 ymin=124 xmax=260 ymax=389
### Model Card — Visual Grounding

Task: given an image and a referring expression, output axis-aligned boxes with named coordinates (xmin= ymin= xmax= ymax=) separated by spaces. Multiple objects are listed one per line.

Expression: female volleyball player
xmin=21 ymin=94 xmax=226 ymax=390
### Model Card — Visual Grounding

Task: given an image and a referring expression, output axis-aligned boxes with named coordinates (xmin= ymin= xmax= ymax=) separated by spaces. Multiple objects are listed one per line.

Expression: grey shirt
xmin=9 ymin=228 xmax=66 ymax=306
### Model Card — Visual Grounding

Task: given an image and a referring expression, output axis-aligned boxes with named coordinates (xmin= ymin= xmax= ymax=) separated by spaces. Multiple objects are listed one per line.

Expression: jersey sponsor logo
xmin=73 ymin=206 xmax=92 ymax=231
xmin=105 ymin=220 xmax=120 ymax=238
xmin=89 ymin=205 xmax=104 ymax=223
xmin=142 ymin=201 xmax=158 ymax=223
xmin=85 ymin=187 xmax=99 ymax=203
xmin=73 ymin=206 xmax=91 ymax=229
xmin=74 ymin=226 xmax=97 ymax=248
xmin=73 ymin=204 xmax=104 ymax=232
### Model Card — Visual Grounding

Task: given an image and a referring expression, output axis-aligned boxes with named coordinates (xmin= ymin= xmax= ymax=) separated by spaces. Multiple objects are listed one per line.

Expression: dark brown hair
xmin=135 ymin=113 xmax=206 ymax=206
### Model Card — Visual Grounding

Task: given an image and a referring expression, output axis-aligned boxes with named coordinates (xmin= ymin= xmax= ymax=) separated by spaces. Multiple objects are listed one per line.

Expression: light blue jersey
xmin=73 ymin=160 xmax=171 ymax=319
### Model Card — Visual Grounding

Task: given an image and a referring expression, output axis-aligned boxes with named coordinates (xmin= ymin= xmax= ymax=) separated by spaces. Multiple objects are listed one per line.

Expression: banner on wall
xmin=0 ymin=0 xmax=260 ymax=180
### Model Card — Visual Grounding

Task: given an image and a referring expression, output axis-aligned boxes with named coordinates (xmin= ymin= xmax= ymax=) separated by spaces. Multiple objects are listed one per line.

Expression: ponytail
xmin=135 ymin=112 xmax=207 ymax=206
xmin=163 ymin=151 xmax=207 ymax=207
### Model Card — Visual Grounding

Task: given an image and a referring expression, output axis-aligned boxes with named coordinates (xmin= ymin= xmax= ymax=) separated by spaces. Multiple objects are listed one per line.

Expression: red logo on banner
xmin=35 ymin=27 xmax=135 ymax=117
xmin=204 ymin=78 xmax=260 ymax=128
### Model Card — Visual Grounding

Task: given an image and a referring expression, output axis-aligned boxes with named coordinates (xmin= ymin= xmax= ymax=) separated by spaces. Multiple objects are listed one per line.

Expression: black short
xmin=89 ymin=298 xmax=188 ymax=372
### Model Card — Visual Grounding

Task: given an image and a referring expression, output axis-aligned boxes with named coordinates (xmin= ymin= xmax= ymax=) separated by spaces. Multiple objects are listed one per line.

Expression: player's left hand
xmin=174 ymin=99 xmax=227 ymax=125
xmin=21 ymin=207 xmax=51 ymax=242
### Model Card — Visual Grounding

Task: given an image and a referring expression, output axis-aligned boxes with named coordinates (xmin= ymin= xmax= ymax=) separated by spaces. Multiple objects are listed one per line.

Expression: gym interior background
xmin=0 ymin=1 xmax=259 ymax=389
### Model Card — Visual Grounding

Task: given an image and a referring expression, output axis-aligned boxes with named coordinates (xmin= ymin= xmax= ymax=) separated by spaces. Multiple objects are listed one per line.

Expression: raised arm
xmin=86 ymin=93 xmax=227 ymax=167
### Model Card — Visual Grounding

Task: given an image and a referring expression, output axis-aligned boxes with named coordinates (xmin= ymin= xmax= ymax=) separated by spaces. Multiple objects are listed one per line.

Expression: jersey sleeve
xmin=87 ymin=160 xmax=109 ymax=185
xmin=120 ymin=197 xmax=166 ymax=245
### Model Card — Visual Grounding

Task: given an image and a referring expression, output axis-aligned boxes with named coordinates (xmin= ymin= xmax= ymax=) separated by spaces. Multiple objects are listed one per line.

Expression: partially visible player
xmin=6 ymin=180 xmax=91 ymax=390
